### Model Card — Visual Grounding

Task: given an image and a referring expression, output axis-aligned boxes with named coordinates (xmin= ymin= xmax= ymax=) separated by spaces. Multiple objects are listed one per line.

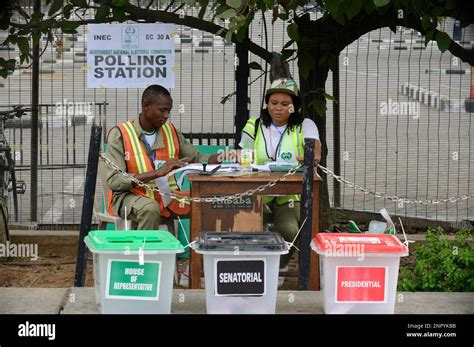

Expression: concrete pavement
xmin=1 ymin=287 xmax=472 ymax=314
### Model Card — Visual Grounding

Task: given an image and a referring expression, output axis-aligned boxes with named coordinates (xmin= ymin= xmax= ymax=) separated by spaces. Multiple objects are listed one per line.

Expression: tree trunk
xmin=295 ymin=13 xmax=332 ymax=230
xmin=298 ymin=57 xmax=331 ymax=231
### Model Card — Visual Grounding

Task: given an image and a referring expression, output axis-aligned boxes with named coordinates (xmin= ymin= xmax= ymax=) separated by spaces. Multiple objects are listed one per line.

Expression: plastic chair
xmin=95 ymin=159 xmax=133 ymax=230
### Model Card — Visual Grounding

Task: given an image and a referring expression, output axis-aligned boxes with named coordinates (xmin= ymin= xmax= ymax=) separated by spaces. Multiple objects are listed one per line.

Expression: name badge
xmin=277 ymin=149 xmax=296 ymax=163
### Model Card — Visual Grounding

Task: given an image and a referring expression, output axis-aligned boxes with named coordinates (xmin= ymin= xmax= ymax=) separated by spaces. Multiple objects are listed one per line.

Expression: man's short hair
xmin=142 ymin=85 xmax=171 ymax=106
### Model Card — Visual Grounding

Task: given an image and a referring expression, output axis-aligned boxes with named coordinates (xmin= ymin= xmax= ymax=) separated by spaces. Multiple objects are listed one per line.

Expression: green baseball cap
xmin=265 ymin=78 xmax=299 ymax=97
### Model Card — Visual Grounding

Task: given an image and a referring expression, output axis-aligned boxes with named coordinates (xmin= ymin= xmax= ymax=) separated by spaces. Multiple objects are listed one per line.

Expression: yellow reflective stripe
xmin=242 ymin=117 xmax=257 ymax=138
xmin=162 ymin=123 xmax=175 ymax=158
xmin=123 ymin=122 xmax=153 ymax=198
xmin=123 ymin=122 xmax=146 ymax=173
xmin=294 ymin=127 xmax=301 ymax=157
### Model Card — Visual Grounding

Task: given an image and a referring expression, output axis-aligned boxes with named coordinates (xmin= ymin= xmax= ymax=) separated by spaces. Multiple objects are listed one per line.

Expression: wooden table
xmin=189 ymin=172 xmax=320 ymax=290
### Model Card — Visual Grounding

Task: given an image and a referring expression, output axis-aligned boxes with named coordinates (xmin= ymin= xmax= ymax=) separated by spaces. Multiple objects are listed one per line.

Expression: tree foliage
xmin=0 ymin=0 xmax=473 ymax=228
xmin=0 ymin=0 xmax=472 ymax=78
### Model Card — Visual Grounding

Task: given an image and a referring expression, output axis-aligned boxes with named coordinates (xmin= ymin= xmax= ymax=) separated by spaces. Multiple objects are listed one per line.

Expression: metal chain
xmin=317 ymin=165 xmax=473 ymax=205
xmin=99 ymin=153 xmax=472 ymax=205
xmin=99 ymin=153 xmax=299 ymax=203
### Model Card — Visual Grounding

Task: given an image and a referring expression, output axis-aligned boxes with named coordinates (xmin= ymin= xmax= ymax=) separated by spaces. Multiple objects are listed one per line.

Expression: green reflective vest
xmin=242 ymin=117 xmax=303 ymax=205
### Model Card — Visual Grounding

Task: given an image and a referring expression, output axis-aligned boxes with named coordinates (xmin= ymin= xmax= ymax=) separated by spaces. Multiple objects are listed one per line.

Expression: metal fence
xmin=0 ymin=2 xmax=472 ymax=226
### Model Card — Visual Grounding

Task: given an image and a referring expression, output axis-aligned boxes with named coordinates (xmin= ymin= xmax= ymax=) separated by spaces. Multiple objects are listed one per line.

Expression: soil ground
xmin=0 ymin=237 xmax=415 ymax=290
xmin=0 ymin=240 xmax=301 ymax=289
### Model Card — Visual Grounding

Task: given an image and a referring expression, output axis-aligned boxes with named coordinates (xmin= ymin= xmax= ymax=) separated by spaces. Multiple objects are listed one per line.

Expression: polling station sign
xmin=87 ymin=23 xmax=175 ymax=88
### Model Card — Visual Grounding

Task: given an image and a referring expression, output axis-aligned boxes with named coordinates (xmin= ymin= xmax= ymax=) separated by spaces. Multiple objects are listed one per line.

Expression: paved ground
xmin=0 ymin=11 xmax=473 ymax=225
xmin=1 ymin=287 xmax=473 ymax=314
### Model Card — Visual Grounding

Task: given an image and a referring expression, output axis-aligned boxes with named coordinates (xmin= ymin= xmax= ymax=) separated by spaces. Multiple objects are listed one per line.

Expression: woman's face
xmin=267 ymin=92 xmax=294 ymax=126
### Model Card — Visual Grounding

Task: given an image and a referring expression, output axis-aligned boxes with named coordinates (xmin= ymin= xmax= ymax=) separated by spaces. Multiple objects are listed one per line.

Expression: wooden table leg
xmin=310 ymin=181 xmax=320 ymax=290
xmin=189 ymin=182 xmax=202 ymax=289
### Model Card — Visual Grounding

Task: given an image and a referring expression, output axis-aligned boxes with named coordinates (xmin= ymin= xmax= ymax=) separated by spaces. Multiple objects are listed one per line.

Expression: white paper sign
xmin=87 ymin=23 xmax=175 ymax=88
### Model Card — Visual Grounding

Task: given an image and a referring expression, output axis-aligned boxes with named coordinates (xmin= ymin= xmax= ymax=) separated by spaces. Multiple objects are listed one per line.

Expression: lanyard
xmin=269 ymin=123 xmax=287 ymax=161
xmin=141 ymin=134 xmax=156 ymax=162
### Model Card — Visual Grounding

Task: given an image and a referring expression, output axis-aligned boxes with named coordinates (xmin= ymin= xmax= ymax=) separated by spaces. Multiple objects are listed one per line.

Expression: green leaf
xmin=263 ymin=0 xmax=275 ymax=9
xmin=244 ymin=11 xmax=255 ymax=27
xmin=235 ymin=27 xmax=246 ymax=42
xmin=281 ymin=49 xmax=296 ymax=60
xmin=331 ymin=12 xmax=345 ymax=25
xmin=283 ymin=39 xmax=294 ymax=49
xmin=112 ymin=7 xmax=127 ymax=22
xmin=226 ymin=0 xmax=242 ymax=10
xmin=363 ymin=0 xmax=376 ymax=14
xmin=373 ymin=0 xmax=390 ymax=7
xmin=111 ymin=0 xmax=129 ymax=6
xmin=421 ymin=15 xmax=431 ymax=30
xmin=31 ymin=11 xmax=44 ymax=22
xmin=431 ymin=6 xmax=445 ymax=17
xmin=220 ymin=91 xmax=236 ymax=104
xmin=0 ymin=69 xmax=8 ymax=79
xmin=71 ymin=0 xmax=88 ymax=6
xmin=298 ymin=58 xmax=311 ymax=79
xmin=298 ymin=51 xmax=314 ymax=80
xmin=63 ymin=4 xmax=74 ymax=19
xmin=0 ymin=57 xmax=16 ymax=73
xmin=16 ymin=37 xmax=30 ymax=58
xmin=344 ymin=0 xmax=362 ymax=20
xmin=218 ymin=8 xmax=236 ymax=19
xmin=198 ymin=2 xmax=208 ymax=19
xmin=312 ymin=99 xmax=326 ymax=117
xmin=322 ymin=91 xmax=336 ymax=102
xmin=48 ymin=0 xmax=63 ymax=17
xmin=248 ymin=62 xmax=263 ymax=70
xmin=446 ymin=0 xmax=457 ymax=9
xmin=61 ymin=21 xmax=81 ymax=33
xmin=436 ymin=31 xmax=451 ymax=52
xmin=287 ymin=23 xmax=299 ymax=41
xmin=184 ymin=0 xmax=196 ymax=5
xmin=225 ymin=29 xmax=233 ymax=43
xmin=96 ymin=5 xmax=110 ymax=21
xmin=278 ymin=12 xmax=289 ymax=21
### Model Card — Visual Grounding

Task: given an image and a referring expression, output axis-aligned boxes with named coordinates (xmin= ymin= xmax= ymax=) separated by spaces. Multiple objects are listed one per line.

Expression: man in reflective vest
xmin=103 ymin=84 xmax=222 ymax=230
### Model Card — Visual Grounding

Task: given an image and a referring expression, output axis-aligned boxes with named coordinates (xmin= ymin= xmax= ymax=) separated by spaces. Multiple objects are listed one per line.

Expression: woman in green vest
xmin=239 ymin=78 xmax=321 ymax=270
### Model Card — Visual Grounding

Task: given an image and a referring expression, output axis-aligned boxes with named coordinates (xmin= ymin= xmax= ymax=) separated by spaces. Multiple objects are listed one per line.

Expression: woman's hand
xmin=296 ymin=156 xmax=320 ymax=167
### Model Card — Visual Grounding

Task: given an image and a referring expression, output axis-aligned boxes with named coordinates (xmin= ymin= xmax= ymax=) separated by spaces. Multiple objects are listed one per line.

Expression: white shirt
xmin=239 ymin=118 xmax=320 ymax=159
xmin=143 ymin=132 xmax=156 ymax=149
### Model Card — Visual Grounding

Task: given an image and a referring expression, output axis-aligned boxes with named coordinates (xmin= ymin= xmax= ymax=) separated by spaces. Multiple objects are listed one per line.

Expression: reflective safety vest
xmin=107 ymin=120 xmax=189 ymax=218
xmin=242 ymin=117 xmax=303 ymax=205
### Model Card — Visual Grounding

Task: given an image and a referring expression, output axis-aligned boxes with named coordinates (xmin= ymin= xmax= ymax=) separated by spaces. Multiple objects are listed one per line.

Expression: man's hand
xmin=156 ymin=157 xmax=188 ymax=176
